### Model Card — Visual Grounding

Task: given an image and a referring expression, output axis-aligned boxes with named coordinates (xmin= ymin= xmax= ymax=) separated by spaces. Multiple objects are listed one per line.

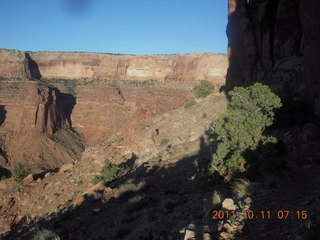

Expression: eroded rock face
xmin=72 ymin=84 xmax=194 ymax=142
xmin=0 ymin=81 xmax=69 ymax=135
xmin=0 ymin=49 xmax=227 ymax=168
xmin=227 ymin=0 xmax=320 ymax=115
xmin=0 ymin=81 xmax=83 ymax=171
xmin=28 ymin=51 xmax=227 ymax=84
xmin=0 ymin=49 xmax=227 ymax=84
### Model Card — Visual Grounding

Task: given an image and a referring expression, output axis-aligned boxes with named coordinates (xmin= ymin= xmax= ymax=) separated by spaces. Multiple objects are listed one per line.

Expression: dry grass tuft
xmin=231 ymin=178 xmax=255 ymax=199
xmin=114 ymin=179 xmax=146 ymax=198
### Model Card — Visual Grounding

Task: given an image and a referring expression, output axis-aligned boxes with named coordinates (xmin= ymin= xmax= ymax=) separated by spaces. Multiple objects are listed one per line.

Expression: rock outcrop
xmin=0 ymin=81 xmax=70 ymax=135
xmin=227 ymin=0 xmax=320 ymax=116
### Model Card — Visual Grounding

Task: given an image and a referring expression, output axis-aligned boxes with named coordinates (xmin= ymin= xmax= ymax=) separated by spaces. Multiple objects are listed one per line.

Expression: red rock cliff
xmin=0 ymin=50 xmax=227 ymax=143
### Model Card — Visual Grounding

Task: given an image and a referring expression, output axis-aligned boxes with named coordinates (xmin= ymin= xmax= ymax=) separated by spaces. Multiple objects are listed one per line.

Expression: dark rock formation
xmin=227 ymin=0 xmax=320 ymax=116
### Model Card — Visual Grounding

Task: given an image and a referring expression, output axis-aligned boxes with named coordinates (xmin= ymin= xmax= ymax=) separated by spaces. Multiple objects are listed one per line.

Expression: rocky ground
xmin=0 ymin=93 xmax=319 ymax=240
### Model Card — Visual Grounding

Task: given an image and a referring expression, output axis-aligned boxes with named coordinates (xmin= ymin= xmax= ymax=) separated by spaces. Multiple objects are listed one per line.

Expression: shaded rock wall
xmin=227 ymin=0 xmax=320 ymax=115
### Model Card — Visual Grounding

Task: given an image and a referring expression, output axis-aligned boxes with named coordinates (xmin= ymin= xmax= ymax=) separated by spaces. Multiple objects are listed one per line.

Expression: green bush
xmin=92 ymin=159 xmax=118 ymax=184
xmin=193 ymin=80 xmax=214 ymax=98
xmin=210 ymin=83 xmax=282 ymax=179
xmin=202 ymin=113 xmax=208 ymax=119
xmin=12 ymin=162 xmax=31 ymax=183
xmin=159 ymin=138 xmax=169 ymax=146
xmin=184 ymin=100 xmax=196 ymax=109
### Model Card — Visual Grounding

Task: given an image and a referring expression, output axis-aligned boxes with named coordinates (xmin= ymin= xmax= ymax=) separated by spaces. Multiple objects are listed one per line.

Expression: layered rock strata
xmin=0 ymin=49 xmax=227 ymax=168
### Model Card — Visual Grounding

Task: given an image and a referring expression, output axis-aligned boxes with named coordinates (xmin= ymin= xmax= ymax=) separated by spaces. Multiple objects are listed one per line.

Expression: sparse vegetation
xmin=32 ymin=229 xmax=60 ymax=240
xmin=41 ymin=78 xmax=77 ymax=96
xmin=159 ymin=138 xmax=169 ymax=146
xmin=201 ymin=113 xmax=208 ymax=119
xmin=231 ymin=178 xmax=255 ymax=199
xmin=193 ymin=80 xmax=214 ymax=98
xmin=12 ymin=162 xmax=31 ymax=183
xmin=114 ymin=179 xmax=146 ymax=198
xmin=91 ymin=159 xmax=118 ymax=184
xmin=184 ymin=100 xmax=196 ymax=109
xmin=124 ymin=194 xmax=148 ymax=214
xmin=210 ymin=83 xmax=282 ymax=180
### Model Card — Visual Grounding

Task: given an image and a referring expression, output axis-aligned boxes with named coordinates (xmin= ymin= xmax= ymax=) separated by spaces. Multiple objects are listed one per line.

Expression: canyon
xmin=0 ymin=49 xmax=227 ymax=171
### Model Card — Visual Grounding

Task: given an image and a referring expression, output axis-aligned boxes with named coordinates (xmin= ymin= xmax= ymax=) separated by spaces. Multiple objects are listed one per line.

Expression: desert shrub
xmin=12 ymin=162 xmax=31 ymax=183
xmin=32 ymin=229 xmax=60 ymax=240
xmin=202 ymin=113 xmax=208 ymax=119
xmin=210 ymin=83 xmax=282 ymax=180
xmin=231 ymin=178 xmax=255 ymax=199
xmin=91 ymin=175 xmax=104 ymax=185
xmin=149 ymin=154 xmax=162 ymax=165
xmin=114 ymin=179 xmax=146 ymax=198
xmin=193 ymin=80 xmax=214 ymax=98
xmin=159 ymin=138 xmax=169 ymax=146
xmin=92 ymin=159 xmax=118 ymax=184
xmin=184 ymin=100 xmax=196 ymax=109
xmin=123 ymin=194 xmax=148 ymax=214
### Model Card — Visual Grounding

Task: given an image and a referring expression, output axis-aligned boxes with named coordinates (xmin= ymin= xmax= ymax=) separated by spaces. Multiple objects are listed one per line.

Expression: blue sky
xmin=0 ymin=0 xmax=228 ymax=55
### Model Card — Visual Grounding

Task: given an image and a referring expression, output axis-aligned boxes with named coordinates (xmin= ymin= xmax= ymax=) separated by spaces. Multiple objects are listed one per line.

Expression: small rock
xmin=222 ymin=198 xmax=237 ymax=211
xmin=220 ymin=231 xmax=234 ymax=240
xmin=235 ymin=225 xmax=244 ymax=231
xmin=184 ymin=229 xmax=196 ymax=240
xmin=22 ymin=174 xmax=34 ymax=185
xmin=244 ymin=197 xmax=252 ymax=205
xmin=59 ymin=163 xmax=73 ymax=173
xmin=184 ymin=224 xmax=196 ymax=240
xmin=203 ymin=233 xmax=212 ymax=240
xmin=44 ymin=172 xmax=52 ymax=178
xmin=93 ymin=208 xmax=100 ymax=213
xmin=223 ymin=223 xmax=235 ymax=233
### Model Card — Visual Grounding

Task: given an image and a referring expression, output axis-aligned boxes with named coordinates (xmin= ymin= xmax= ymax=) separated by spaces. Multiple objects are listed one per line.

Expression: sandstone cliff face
xmin=0 ymin=49 xmax=227 ymax=168
xmin=28 ymin=51 xmax=227 ymax=84
xmin=227 ymin=0 xmax=320 ymax=115
xmin=0 ymin=81 xmax=69 ymax=135
xmin=71 ymin=84 xmax=194 ymax=142
xmin=0 ymin=81 xmax=83 ymax=171
xmin=0 ymin=50 xmax=227 ymax=84
xmin=0 ymin=49 xmax=227 ymax=143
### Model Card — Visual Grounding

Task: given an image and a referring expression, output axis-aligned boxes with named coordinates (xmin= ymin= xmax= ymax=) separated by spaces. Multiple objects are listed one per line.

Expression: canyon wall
xmin=0 ymin=49 xmax=227 ymax=84
xmin=0 ymin=49 xmax=227 ymax=168
xmin=0 ymin=81 xmax=70 ymax=135
xmin=227 ymin=0 xmax=320 ymax=115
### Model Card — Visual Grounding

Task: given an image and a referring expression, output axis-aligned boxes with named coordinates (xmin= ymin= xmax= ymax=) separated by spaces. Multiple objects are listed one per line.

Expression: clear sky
xmin=0 ymin=0 xmax=228 ymax=55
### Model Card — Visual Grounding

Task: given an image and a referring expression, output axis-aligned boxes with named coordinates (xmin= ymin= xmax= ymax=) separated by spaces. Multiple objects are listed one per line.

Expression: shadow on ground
xmin=2 ymin=130 xmax=223 ymax=240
